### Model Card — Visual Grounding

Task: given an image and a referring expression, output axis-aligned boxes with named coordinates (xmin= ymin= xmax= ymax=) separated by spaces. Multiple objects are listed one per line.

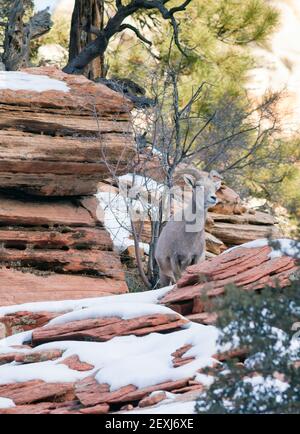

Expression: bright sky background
xmin=34 ymin=0 xmax=58 ymax=12
xmin=34 ymin=0 xmax=74 ymax=13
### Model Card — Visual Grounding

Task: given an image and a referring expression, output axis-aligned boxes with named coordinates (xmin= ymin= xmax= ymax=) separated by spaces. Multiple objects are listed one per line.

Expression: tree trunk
xmin=68 ymin=0 xmax=105 ymax=80
xmin=3 ymin=0 xmax=27 ymax=71
xmin=3 ymin=0 xmax=52 ymax=71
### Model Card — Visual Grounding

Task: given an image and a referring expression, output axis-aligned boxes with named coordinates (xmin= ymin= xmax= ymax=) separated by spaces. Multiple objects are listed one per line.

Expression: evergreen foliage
xmin=196 ymin=275 xmax=300 ymax=414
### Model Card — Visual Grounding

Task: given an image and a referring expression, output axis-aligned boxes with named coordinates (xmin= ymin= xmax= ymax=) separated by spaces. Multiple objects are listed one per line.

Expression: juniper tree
xmin=196 ymin=275 xmax=300 ymax=414
xmin=1 ymin=0 xmax=52 ymax=70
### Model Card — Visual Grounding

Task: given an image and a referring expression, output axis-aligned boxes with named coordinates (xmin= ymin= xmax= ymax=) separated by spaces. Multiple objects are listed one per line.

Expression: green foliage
xmin=107 ymin=0 xmax=279 ymax=101
xmin=236 ymin=136 xmax=300 ymax=221
xmin=196 ymin=277 xmax=300 ymax=414
xmin=204 ymin=0 xmax=279 ymax=45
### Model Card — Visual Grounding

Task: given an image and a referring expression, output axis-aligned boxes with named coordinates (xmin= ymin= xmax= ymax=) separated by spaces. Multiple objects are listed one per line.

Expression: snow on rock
xmin=0 ymin=71 xmax=70 ymax=93
xmin=96 ymin=173 xmax=166 ymax=253
xmin=225 ymin=238 xmax=300 ymax=259
xmin=0 ymin=291 xmax=220 ymax=414
xmin=8 ymin=321 xmax=217 ymax=390
xmin=0 ymin=331 xmax=33 ymax=349
xmin=0 ymin=286 xmax=172 ymax=317
xmin=46 ymin=302 xmax=178 ymax=327
xmin=96 ymin=190 xmax=138 ymax=253
xmin=124 ymin=399 xmax=197 ymax=414
xmin=1 ymin=235 xmax=296 ymax=413
xmin=0 ymin=322 xmax=218 ymax=388
xmin=94 ymin=323 xmax=218 ymax=391
xmin=0 ymin=397 xmax=15 ymax=409
xmin=0 ymin=361 xmax=87 ymax=385
xmin=161 ymin=242 xmax=299 ymax=326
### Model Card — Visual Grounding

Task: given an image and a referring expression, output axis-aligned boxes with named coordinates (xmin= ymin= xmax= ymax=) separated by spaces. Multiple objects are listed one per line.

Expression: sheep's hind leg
xmin=170 ymin=255 xmax=183 ymax=283
xmin=159 ymin=271 xmax=171 ymax=288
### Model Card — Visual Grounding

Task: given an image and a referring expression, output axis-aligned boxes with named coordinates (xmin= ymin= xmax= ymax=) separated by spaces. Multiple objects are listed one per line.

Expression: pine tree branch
xmin=118 ymin=23 xmax=152 ymax=45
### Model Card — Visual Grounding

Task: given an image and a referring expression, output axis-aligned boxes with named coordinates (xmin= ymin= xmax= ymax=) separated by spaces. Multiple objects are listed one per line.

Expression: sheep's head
xmin=176 ymin=168 xmax=222 ymax=210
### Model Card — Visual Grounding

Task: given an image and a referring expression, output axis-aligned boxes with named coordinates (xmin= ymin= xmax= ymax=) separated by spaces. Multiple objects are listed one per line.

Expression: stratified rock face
xmin=0 ymin=67 xmax=135 ymax=196
xmin=0 ymin=249 xmax=296 ymax=414
xmin=160 ymin=244 xmax=299 ymax=323
xmin=31 ymin=313 xmax=188 ymax=345
xmin=0 ymin=67 xmax=131 ymax=304
xmin=0 ymin=194 xmax=128 ymax=306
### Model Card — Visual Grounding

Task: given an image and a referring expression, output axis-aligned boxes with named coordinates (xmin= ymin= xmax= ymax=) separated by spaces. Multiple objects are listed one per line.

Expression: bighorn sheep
xmin=155 ymin=168 xmax=221 ymax=287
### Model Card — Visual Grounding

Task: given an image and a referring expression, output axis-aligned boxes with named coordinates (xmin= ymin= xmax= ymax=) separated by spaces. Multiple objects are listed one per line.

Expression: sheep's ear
xmin=183 ymin=174 xmax=195 ymax=187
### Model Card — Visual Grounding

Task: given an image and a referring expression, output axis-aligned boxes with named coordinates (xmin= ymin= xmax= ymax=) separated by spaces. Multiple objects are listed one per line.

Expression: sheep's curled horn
xmin=209 ymin=169 xmax=223 ymax=180
xmin=174 ymin=167 xmax=223 ymax=181
xmin=174 ymin=167 xmax=203 ymax=181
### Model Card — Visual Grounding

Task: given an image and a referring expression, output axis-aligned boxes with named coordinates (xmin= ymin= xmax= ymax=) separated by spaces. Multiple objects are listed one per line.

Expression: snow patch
xmin=96 ymin=189 xmax=151 ymax=253
xmin=224 ymin=238 xmax=300 ymax=259
xmin=0 ymin=397 xmax=15 ymax=409
xmin=46 ymin=302 xmax=178 ymax=327
xmin=94 ymin=323 xmax=218 ymax=390
xmin=0 ymin=361 xmax=87 ymax=385
xmin=0 ymin=286 xmax=172 ymax=317
xmin=96 ymin=174 xmax=164 ymax=253
xmin=0 ymin=71 xmax=69 ymax=93
xmin=0 ymin=331 xmax=33 ymax=349
xmin=0 ymin=322 xmax=219 ymax=389
xmin=124 ymin=399 xmax=196 ymax=414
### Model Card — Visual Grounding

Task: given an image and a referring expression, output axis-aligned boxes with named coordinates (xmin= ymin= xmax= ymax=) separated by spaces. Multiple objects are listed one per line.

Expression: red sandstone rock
xmin=0 ymin=401 xmax=81 ymax=414
xmin=160 ymin=245 xmax=299 ymax=322
xmin=0 ymin=195 xmax=127 ymax=306
xmin=139 ymin=391 xmax=167 ymax=408
xmin=210 ymin=222 xmax=280 ymax=246
xmin=75 ymin=377 xmax=136 ymax=406
xmin=14 ymin=349 xmax=63 ymax=364
xmin=214 ymin=348 xmax=248 ymax=362
xmin=0 ymin=403 xmax=56 ymax=415
xmin=186 ymin=312 xmax=218 ymax=325
xmin=0 ymin=353 xmax=19 ymax=365
xmin=74 ymin=376 xmax=192 ymax=407
xmin=31 ymin=313 xmax=188 ymax=345
xmin=113 ymin=378 xmax=191 ymax=404
xmin=209 ymin=184 xmax=246 ymax=215
xmin=0 ymin=67 xmax=135 ymax=196
xmin=171 ymin=384 xmax=204 ymax=394
xmin=172 ymin=357 xmax=195 ymax=368
xmin=0 ymin=381 xmax=75 ymax=405
xmin=0 ymin=269 xmax=127 ymax=308
xmin=59 ymin=355 xmax=94 ymax=371
xmin=171 ymin=345 xmax=193 ymax=359
xmin=79 ymin=403 xmax=110 ymax=414
xmin=0 ymin=247 xmax=125 ymax=278
xmin=0 ymin=310 xmax=60 ymax=336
